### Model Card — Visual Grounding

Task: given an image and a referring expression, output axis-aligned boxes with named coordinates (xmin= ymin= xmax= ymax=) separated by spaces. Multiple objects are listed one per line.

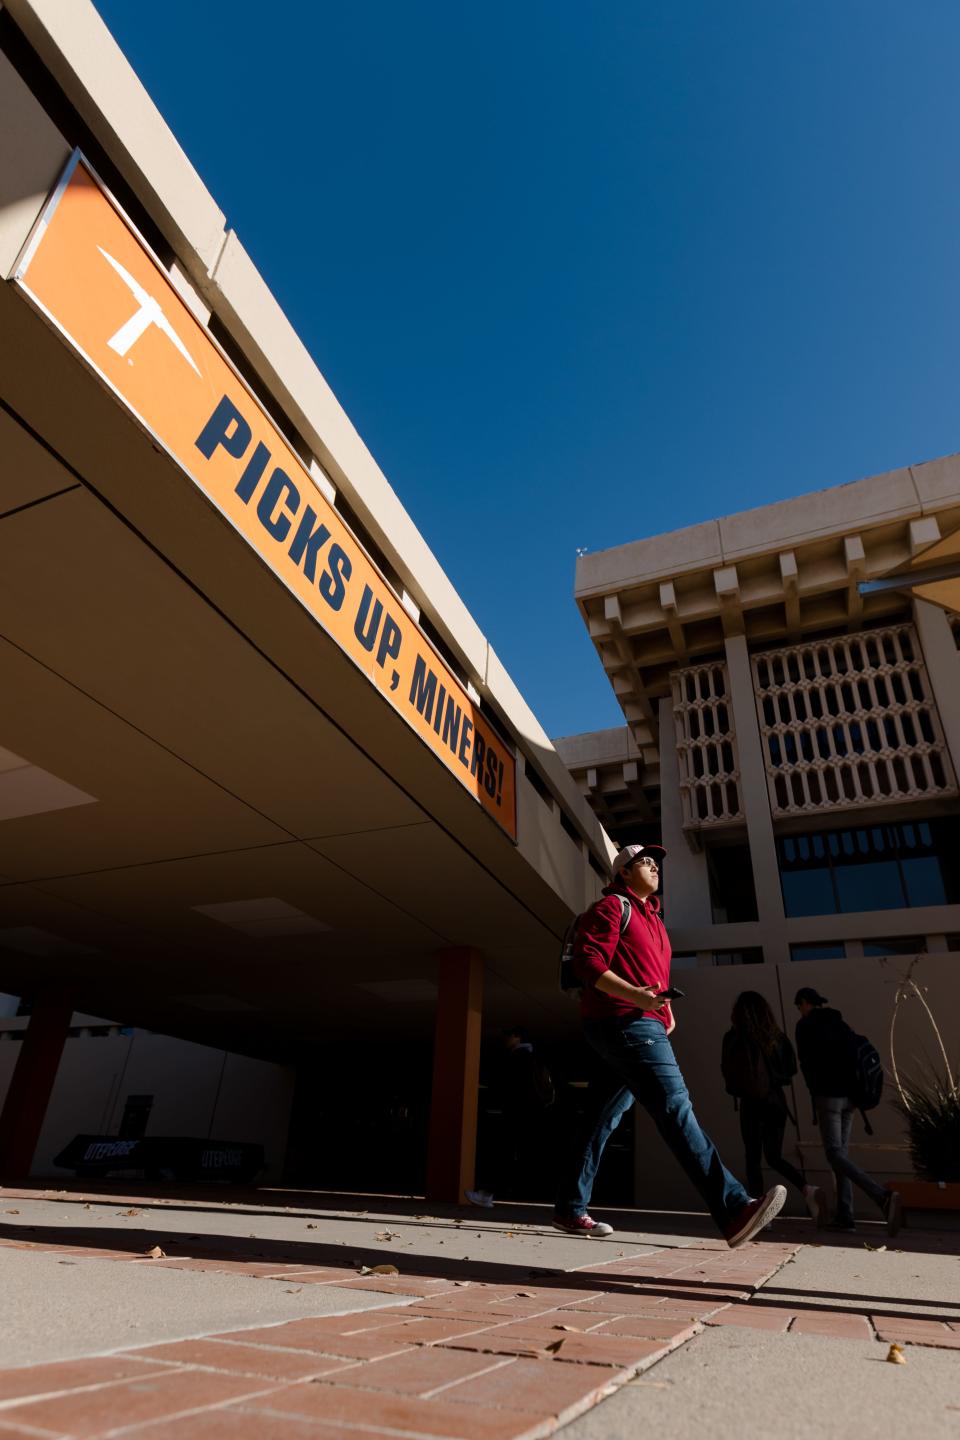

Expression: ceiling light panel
xmin=0 ymin=748 xmax=97 ymax=822
xmin=192 ymin=897 xmax=331 ymax=937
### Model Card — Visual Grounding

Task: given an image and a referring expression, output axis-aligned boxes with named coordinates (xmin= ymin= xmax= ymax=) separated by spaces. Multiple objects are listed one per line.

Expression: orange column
xmin=426 ymin=947 xmax=483 ymax=1204
xmin=0 ymin=991 xmax=73 ymax=1183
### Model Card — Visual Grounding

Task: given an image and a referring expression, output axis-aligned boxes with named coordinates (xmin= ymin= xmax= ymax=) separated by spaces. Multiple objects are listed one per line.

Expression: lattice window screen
xmin=671 ymin=661 xmax=744 ymax=827
xmin=752 ymin=624 xmax=957 ymax=818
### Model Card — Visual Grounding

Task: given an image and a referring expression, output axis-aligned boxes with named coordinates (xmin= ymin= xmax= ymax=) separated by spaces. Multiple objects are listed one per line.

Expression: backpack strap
xmin=860 ymin=1109 xmax=874 ymax=1137
xmin=614 ymin=893 xmax=632 ymax=936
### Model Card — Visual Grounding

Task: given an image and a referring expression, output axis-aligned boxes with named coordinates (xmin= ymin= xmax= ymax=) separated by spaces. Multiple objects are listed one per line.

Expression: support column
xmin=913 ymin=598 xmax=960 ymax=779
xmin=426 ymin=948 xmax=483 ymax=1204
xmin=0 ymin=990 xmax=73 ymax=1183
xmin=724 ymin=635 xmax=790 ymax=965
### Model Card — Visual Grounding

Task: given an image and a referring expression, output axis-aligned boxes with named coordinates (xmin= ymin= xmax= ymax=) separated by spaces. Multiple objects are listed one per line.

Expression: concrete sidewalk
xmin=0 ymin=1183 xmax=957 ymax=1439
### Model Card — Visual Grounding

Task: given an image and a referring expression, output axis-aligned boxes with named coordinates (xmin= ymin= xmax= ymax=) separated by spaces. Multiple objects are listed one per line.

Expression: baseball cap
xmin=794 ymin=987 xmax=829 ymax=1007
xmin=612 ymin=843 xmax=667 ymax=878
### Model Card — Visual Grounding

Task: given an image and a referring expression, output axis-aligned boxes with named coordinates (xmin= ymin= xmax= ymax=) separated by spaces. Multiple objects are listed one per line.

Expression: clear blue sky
xmin=96 ymin=1 xmax=960 ymax=738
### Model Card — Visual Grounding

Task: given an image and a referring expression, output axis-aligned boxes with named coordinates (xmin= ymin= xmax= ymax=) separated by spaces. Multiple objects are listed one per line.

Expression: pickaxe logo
xmin=97 ymin=246 xmax=201 ymax=375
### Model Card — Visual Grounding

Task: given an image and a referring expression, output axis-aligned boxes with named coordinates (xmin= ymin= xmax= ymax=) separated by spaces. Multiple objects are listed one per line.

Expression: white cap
xmin=611 ymin=843 xmax=667 ymax=877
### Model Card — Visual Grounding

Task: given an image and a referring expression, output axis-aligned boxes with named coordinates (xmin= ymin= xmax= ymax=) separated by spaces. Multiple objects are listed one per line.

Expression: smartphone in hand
xmin=657 ymin=987 xmax=686 ymax=1001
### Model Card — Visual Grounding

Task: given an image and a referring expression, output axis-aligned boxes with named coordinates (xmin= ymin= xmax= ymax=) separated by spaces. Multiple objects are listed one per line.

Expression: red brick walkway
xmin=0 ymin=1229 xmax=792 ymax=1439
xmin=0 ymin=1207 xmax=957 ymax=1438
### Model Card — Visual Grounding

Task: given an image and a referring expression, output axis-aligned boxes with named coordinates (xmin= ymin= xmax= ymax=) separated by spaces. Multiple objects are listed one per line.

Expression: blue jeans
xmin=583 ymin=1015 xmax=751 ymax=1232
xmin=816 ymin=1096 xmax=887 ymax=1223
xmin=555 ymin=1074 xmax=634 ymax=1217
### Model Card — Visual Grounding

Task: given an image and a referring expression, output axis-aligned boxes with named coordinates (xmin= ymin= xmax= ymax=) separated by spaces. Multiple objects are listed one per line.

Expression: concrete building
xmin=0 ymin=0 xmax=614 ymax=1196
xmin=562 ymin=461 xmax=960 ymax=1207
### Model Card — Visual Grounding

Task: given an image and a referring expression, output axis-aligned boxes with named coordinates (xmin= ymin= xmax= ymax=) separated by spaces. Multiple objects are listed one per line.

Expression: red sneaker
xmin=725 ymin=1186 xmax=787 ymax=1249
xmin=551 ymin=1213 xmax=613 ymax=1237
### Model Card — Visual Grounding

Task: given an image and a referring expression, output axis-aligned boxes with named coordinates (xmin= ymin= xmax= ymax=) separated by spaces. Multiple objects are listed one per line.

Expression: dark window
xmin=790 ymin=942 xmax=845 ymax=962
xmin=705 ymin=842 xmax=759 ymax=923
xmin=835 ymin=859 xmax=902 ymax=913
xmin=861 ymin=936 xmax=926 ymax=957
xmin=782 ymin=867 xmax=836 ymax=918
xmin=778 ymin=818 xmax=960 ymax=917
xmin=712 ymin=949 xmax=764 ymax=966
xmin=524 ymin=763 xmax=553 ymax=808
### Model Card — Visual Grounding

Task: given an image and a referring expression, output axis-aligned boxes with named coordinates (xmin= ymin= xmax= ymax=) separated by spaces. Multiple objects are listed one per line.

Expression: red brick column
xmin=425 ymin=948 xmax=483 ymax=1204
xmin=0 ymin=990 xmax=73 ymax=1182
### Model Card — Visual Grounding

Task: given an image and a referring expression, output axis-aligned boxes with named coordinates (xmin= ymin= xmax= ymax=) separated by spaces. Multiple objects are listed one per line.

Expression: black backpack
xmin=848 ymin=1030 xmax=884 ymax=1134
xmin=721 ymin=1031 xmax=772 ymax=1102
xmin=558 ymin=894 xmax=631 ymax=997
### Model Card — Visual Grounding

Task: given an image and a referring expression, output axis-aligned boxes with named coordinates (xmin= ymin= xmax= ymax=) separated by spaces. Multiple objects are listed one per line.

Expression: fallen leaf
xmin=886 ymin=1343 xmax=907 ymax=1365
xmin=515 ymin=1291 xmax=536 ymax=1298
xmin=118 ymin=1209 xmax=141 ymax=1217
xmin=4 ymin=1209 xmax=19 ymax=1215
xmin=375 ymin=1229 xmax=400 ymax=1242
xmin=306 ymin=1224 xmax=318 ymax=1230
xmin=285 ymin=1288 xmax=302 ymax=1294
xmin=144 ymin=1245 xmax=166 ymax=1259
xmin=82 ymin=1204 xmax=92 ymax=1211
xmin=863 ymin=1242 xmax=887 ymax=1253
xmin=553 ymin=1324 xmax=580 ymax=1332
xmin=359 ymin=1263 xmax=399 ymax=1276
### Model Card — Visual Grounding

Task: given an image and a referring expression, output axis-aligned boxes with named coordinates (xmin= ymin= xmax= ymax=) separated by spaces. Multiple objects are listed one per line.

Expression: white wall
xmin=0 ymin=1018 xmax=293 ymax=1181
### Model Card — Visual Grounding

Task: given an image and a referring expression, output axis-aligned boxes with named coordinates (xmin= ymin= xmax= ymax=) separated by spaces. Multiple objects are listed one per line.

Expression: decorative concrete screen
xmin=671 ymin=661 xmax=745 ymax=828
xmin=752 ymin=624 xmax=957 ymax=818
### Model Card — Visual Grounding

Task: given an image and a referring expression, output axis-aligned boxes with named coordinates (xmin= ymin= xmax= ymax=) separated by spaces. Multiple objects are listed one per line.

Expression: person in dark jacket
xmin=467 ymin=1028 xmax=555 ymax=1207
xmin=722 ymin=991 xmax=826 ymax=1223
xmin=563 ymin=843 xmax=786 ymax=1248
xmin=794 ymin=987 xmax=901 ymax=1234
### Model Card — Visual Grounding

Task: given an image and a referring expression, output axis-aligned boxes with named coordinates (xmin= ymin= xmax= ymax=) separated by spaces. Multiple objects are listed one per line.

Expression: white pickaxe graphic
xmin=97 ymin=246 xmax=201 ymax=375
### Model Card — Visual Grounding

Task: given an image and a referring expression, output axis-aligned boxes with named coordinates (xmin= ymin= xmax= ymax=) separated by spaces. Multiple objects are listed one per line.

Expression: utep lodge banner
xmin=13 ymin=154 xmax=517 ymax=840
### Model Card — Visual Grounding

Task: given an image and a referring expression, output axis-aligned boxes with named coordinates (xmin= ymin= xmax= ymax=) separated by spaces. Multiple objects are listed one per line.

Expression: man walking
xmin=794 ymin=987 xmax=901 ymax=1234
xmin=557 ymin=844 xmax=785 ymax=1246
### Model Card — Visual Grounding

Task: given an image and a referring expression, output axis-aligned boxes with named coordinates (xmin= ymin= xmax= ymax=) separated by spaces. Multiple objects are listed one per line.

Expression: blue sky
xmin=96 ymin=1 xmax=960 ymax=738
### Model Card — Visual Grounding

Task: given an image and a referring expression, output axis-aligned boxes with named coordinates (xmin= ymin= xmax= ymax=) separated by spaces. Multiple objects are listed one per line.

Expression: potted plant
xmin=887 ymin=961 xmax=960 ymax=1211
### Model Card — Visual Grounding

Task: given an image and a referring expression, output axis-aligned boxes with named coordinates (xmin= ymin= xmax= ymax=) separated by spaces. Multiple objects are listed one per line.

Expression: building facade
xmin=563 ymin=463 xmax=960 ymax=1209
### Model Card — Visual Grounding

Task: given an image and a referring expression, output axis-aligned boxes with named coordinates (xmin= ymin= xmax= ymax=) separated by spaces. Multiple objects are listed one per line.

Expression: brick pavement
xmin=0 ymin=1190 xmax=957 ymax=1438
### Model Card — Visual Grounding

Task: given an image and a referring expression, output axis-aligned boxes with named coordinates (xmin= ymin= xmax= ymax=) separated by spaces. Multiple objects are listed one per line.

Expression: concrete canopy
xmin=0 ymin=280 xmax=589 ymax=1057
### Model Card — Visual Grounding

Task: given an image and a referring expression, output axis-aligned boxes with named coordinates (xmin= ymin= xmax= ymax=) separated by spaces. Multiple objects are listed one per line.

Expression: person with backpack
xmin=561 ymin=843 xmax=786 ymax=1247
xmin=794 ymin=987 xmax=901 ymax=1235
xmin=466 ymin=1027 xmax=555 ymax=1208
xmin=721 ymin=991 xmax=826 ymax=1224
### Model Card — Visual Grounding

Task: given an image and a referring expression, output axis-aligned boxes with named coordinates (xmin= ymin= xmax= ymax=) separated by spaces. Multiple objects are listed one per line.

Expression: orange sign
xmin=13 ymin=153 xmax=517 ymax=839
